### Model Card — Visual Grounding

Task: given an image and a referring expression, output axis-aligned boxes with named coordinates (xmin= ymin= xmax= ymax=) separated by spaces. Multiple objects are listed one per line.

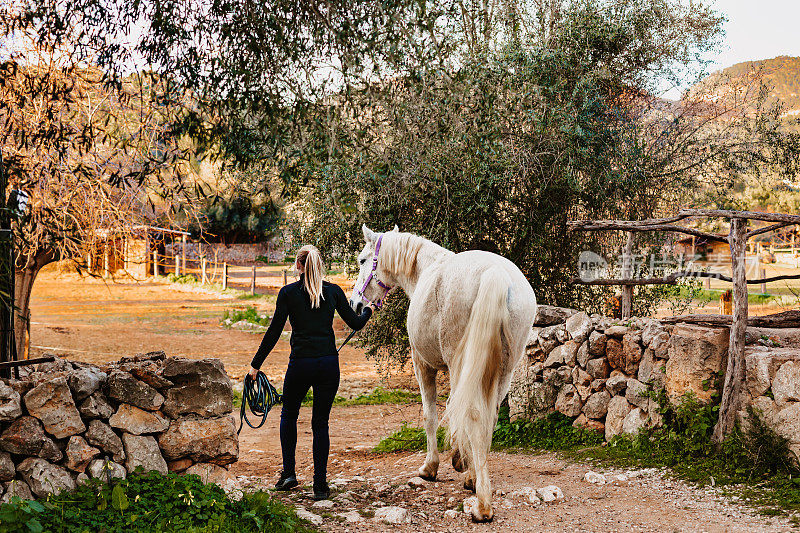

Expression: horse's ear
xmin=391 ymin=225 xmax=399 ymax=232
xmin=362 ymin=224 xmax=376 ymax=242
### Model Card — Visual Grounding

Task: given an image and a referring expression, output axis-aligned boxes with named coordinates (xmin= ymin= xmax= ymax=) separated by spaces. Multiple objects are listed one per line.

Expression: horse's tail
xmin=444 ymin=267 xmax=510 ymax=470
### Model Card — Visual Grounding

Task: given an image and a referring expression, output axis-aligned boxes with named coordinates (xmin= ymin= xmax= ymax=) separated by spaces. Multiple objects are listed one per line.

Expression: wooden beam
xmin=567 ymin=213 xmax=693 ymax=228
xmin=680 ymin=209 xmax=800 ymax=224
xmin=571 ymin=271 xmax=800 ymax=286
xmin=661 ymin=310 xmax=800 ymax=328
xmin=569 ymin=221 xmax=728 ymax=242
xmin=713 ymin=218 xmax=748 ymax=445
xmin=0 ymin=356 xmax=54 ymax=370
xmin=746 ymin=221 xmax=797 ymax=239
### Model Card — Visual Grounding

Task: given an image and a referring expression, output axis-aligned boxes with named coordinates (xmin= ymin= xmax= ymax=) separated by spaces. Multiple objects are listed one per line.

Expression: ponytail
xmin=296 ymin=245 xmax=325 ymax=308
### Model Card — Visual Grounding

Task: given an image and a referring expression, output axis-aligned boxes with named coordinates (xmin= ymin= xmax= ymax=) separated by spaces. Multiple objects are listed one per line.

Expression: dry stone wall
xmin=509 ymin=306 xmax=800 ymax=461
xmin=0 ymin=352 xmax=238 ymax=501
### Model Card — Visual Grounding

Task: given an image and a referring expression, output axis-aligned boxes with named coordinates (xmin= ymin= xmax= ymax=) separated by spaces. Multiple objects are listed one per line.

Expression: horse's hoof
xmin=418 ymin=469 xmax=437 ymax=482
xmin=452 ymin=451 xmax=467 ymax=473
xmin=471 ymin=511 xmax=494 ymax=523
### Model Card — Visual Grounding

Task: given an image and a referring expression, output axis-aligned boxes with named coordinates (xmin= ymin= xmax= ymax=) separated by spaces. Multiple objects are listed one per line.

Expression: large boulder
xmin=87 ymin=459 xmax=127 ymax=481
xmin=0 ymin=451 xmax=13 ymax=482
xmin=158 ymin=416 xmax=238 ymax=466
xmin=773 ymin=361 xmax=800 ymax=406
xmin=622 ymin=407 xmax=648 ymax=435
xmin=745 ymin=352 xmax=772 ymax=398
xmin=0 ymin=416 xmax=62 ymax=462
xmin=605 ymin=396 xmax=633 ymax=441
xmin=534 ymin=305 xmax=578 ymax=326
xmin=773 ymin=402 xmax=800 ymax=463
xmin=0 ymin=381 xmax=22 ymax=421
xmin=665 ymin=324 xmax=729 ymax=403
xmin=607 ymin=333 xmax=642 ymax=375
xmin=565 ymin=312 xmax=592 ymax=343
xmin=586 ymin=358 xmax=610 ymax=380
xmin=161 ymin=358 xmax=233 ymax=418
xmin=588 ymin=331 xmax=607 ymax=357
xmin=79 ymin=392 xmax=115 ymax=419
xmin=1 ymin=480 xmax=33 ymax=503
xmin=576 ymin=340 xmax=591 ymax=368
xmin=122 ymin=433 xmax=168 ymax=474
xmin=626 ymin=379 xmax=649 ymax=410
xmin=582 ymin=391 xmax=611 ymax=419
xmin=650 ymin=331 xmax=670 ymax=359
xmin=17 ymin=458 xmax=75 ymax=497
xmin=110 ymin=404 xmax=169 ymax=435
xmin=85 ymin=420 xmax=126 ymax=463
xmin=64 ymin=436 xmax=101 ymax=472
xmin=106 ymin=371 xmax=164 ymax=411
xmin=24 ymin=376 xmax=85 ymax=438
xmin=555 ymin=385 xmax=583 ymax=417
xmin=606 ymin=372 xmax=628 ymax=395
xmin=68 ymin=365 xmax=107 ymax=401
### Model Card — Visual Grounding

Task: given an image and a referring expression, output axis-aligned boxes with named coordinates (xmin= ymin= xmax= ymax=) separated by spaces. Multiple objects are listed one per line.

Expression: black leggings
xmin=280 ymin=355 xmax=340 ymax=483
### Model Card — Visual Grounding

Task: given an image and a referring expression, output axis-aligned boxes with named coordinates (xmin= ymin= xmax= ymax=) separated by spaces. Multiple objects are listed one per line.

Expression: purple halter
xmin=355 ymin=234 xmax=393 ymax=309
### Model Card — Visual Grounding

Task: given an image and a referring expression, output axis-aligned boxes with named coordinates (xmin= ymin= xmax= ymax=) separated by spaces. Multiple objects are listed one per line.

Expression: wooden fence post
xmin=621 ymin=232 xmax=634 ymax=319
xmin=713 ymin=217 xmax=748 ymax=445
xmin=283 ymin=269 xmax=288 ymax=286
xmin=181 ymin=235 xmax=187 ymax=276
xmin=760 ymin=267 xmax=766 ymax=294
xmin=222 ymin=263 xmax=228 ymax=290
xmin=201 ymin=258 xmax=207 ymax=284
xmin=251 ymin=266 xmax=256 ymax=295
xmin=152 ymin=250 xmax=158 ymax=277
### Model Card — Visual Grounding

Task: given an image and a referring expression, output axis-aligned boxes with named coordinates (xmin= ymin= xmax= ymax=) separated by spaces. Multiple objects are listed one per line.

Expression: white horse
xmin=349 ymin=225 xmax=537 ymax=522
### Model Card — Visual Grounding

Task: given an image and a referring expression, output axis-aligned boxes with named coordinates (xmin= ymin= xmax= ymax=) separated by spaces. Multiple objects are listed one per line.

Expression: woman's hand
xmin=248 ymin=366 xmax=260 ymax=380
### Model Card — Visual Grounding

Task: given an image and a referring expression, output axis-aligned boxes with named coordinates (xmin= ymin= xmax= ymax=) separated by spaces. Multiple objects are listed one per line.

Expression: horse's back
xmin=409 ymin=250 xmax=536 ymax=362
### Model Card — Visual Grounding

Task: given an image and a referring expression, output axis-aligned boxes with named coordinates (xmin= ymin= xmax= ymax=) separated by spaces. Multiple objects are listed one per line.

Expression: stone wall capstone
xmin=0 ymin=352 xmax=238 ymax=501
xmin=509 ymin=307 xmax=800 ymax=462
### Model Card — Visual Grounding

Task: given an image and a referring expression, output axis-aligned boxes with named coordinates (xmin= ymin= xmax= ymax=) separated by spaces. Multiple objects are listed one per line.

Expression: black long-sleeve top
xmin=250 ymin=275 xmax=372 ymax=368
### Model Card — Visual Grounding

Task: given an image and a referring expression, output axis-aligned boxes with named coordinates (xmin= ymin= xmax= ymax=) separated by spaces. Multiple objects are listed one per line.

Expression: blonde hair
xmin=296 ymin=244 xmax=325 ymax=308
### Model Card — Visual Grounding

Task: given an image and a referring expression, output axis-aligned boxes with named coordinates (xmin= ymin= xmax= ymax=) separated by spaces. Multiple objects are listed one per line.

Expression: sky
xmin=710 ymin=0 xmax=800 ymax=69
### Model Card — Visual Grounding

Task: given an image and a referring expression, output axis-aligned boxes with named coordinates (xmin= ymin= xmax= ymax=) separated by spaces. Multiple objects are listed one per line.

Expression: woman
xmin=248 ymin=245 xmax=373 ymax=500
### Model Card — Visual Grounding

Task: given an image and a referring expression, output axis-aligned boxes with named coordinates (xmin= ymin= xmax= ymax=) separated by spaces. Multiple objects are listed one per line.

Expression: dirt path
xmin=233 ymin=403 xmax=796 ymax=532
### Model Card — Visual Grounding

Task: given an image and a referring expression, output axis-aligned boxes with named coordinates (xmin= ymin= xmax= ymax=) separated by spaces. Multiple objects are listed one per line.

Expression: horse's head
xmin=349 ymin=224 xmax=398 ymax=313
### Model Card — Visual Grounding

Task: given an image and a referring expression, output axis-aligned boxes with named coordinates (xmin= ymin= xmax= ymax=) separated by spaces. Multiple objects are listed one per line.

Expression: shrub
xmin=0 ymin=471 xmax=318 ymax=533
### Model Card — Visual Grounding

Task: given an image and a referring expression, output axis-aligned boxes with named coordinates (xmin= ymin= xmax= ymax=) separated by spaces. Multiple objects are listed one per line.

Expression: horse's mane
xmin=381 ymin=232 xmax=427 ymax=278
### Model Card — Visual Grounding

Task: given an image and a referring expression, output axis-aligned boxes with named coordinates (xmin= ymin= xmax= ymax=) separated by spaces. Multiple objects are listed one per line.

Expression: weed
xmin=0 ymin=471 xmax=320 ymax=533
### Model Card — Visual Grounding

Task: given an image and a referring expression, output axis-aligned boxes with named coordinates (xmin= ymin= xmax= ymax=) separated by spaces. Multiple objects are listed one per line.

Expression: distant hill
xmin=691 ymin=56 xmax=800 ymax=119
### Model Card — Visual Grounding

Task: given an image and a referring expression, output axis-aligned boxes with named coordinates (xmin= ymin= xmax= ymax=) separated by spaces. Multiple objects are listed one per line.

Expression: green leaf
xmin=25 ymin=519 xmax=43 ymax=533
xmin=112 ymin=484 xmax=129 ymax=512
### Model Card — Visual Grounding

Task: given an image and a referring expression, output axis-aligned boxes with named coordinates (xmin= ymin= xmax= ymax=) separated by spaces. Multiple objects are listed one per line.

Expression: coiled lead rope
xmin=238 ymin=371 xmax=281 ymax=435
xmin=238 ymin=328 xmax=358 ymax=434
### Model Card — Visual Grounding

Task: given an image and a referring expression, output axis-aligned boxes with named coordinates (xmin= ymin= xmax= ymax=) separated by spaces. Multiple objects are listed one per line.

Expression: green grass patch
xmin=0 ymin=470 xmax=319 ymax=533
xmin=222 ymin=306 xmax=270 ymax=327
xmin=373 ymin=424 xmax=448 ymax=453
xmin=695 ymin=288 xmax=776 ymax=304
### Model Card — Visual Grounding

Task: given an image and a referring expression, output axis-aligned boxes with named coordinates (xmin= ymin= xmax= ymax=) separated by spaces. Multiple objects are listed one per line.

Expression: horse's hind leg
xmin=413 ymin=355 xmax=439 ymax=481
xmin=469 ymin=445 xmax=493 ymax=522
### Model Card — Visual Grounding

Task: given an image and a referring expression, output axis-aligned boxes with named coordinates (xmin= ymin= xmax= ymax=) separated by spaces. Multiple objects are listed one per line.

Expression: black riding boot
xmin=275 ymin=471 xmax=298 ymax=491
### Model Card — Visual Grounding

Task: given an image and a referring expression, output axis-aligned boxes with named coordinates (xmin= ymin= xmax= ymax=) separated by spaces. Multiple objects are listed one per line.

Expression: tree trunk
xmin=14 ymin=250 xmax=56 ymax=359
xmin=712 ymin=218 xmax=748 ymax=445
